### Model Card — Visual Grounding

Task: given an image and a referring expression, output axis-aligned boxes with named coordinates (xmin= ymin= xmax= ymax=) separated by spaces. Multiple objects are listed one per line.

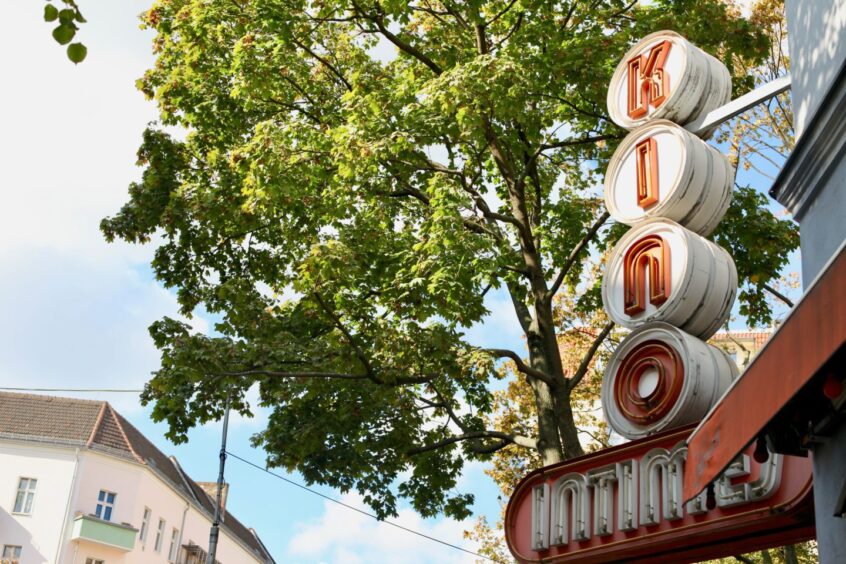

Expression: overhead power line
xmin=226 ymin=450 xmax=501 ymax=563
xmin=0 ymin=387 xmax=143 ymax=393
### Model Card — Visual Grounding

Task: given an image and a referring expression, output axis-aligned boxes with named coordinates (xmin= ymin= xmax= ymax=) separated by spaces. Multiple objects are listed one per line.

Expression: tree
xmin=102 ymin=0 xmax=796 ymax=521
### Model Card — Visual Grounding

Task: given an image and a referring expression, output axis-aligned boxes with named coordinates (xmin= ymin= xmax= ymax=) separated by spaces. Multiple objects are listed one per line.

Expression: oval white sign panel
xmin=601 ymin=322 xmax=737 ymax=439
xmin=601 ymin=219 xmax=737 ymax=338
xmin=604 ymin=120 xmax=735 ymax=235
xmin=607 ymin=30 xmax=731 ymax=131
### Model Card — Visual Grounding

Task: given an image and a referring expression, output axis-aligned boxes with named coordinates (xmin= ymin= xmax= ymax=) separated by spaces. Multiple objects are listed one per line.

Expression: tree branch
xmin=567 ymin=321 xmax=615 ymax=392
xmin=354 ymin=1 xmax=443 ymax=75
xmin=291 ymin=38 xmax=353 ymax=91
xmin=764 ymin=283 xmax=794 ymax=307
xmin=407 ymin=430 xmax=537 ymax=455
xmin=485 ymin=348 xmax=555 ymax=386
xmin=540 ymin=134 xmax=616 ymax=151
xmin=430 ymin=384 xmax=471 ymax=433
xmin=221 ymin=369 xmax=369 ymax=380
xmin=548 ymin=210 xmax=610 ymax=298
xmin=220 ymin=369 xmax=434 ymax=385
xmin=312 ymin=292 xmax=375 ymax=377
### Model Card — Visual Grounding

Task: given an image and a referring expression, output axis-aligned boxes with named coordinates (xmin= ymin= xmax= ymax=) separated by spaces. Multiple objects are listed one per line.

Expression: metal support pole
xmin=207 ymin=390 xmax=231 ymax=564
xmin=684 ymin=75 xmax=792 ymax=136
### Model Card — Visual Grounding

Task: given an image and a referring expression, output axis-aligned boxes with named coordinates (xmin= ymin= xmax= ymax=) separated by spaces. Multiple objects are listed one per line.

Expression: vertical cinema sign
xmin=504 ymin=31 xmax=814 ymax=563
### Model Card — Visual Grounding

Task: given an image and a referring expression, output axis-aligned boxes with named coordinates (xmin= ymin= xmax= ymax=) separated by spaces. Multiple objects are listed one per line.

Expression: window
xmin=84 ymin=559 xmax=104 ymax=564
xmin=13 ymin=477 xmax=37 ymax=514
xmin=95 ymin=490 xmax=116 ymax=521
xmin=2 ymin=545 xmax=21 ymax=564
xmin=168 ymin=527 xmax=180 ymax=561
xmin=154 ymin=518 xmax=166 ymax=552
xmin=139 ymin=507 xmax=151 ymax=543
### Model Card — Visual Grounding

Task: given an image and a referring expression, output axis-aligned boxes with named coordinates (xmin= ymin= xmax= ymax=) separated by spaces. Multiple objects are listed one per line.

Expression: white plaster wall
xmin=0 ymin=440 xmax=79 ymax=564
xmin=786 ymin=0 xmax=846 ymax=137
xmin=64 ymin=451 xmax=265 ymax=564
xmin=1 ymin=444 xmax=266 ymax=564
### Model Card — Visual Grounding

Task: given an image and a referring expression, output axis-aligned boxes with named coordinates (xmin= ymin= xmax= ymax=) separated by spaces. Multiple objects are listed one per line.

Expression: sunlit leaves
xmin=42 ymin=0 xmax=87 ymax=63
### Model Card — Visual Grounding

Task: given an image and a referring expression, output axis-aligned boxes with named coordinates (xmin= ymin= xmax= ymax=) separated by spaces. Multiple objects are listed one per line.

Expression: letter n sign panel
xmin=623 ymin=234 xmax=670 ymax=315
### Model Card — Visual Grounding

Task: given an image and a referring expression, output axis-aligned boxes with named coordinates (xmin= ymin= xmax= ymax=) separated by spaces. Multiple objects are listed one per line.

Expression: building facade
xmin=710 ymin=330 xmax=772 ymax=370
xmin=0 ymin=392 xmax=274 ymax=564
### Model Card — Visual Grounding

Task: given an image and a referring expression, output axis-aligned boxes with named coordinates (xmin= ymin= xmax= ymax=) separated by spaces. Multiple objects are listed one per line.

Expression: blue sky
xmin=0 ymin=2 xmax=510 ymax=562
xmin=1 ymin=2 xmax=799 ymax=563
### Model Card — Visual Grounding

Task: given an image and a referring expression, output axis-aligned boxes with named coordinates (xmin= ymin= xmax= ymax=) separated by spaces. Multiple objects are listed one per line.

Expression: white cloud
xmin=0 ymin=247 xmax=205 ymax=413
xmin=0 ymin=1 xmax=212 ymax=415
xmin=288 ymin=493 xmax=481 ymax=564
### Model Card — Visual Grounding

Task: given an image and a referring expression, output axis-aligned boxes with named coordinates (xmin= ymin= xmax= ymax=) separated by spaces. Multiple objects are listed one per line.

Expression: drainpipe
xmin=176 ymin=502 xmax=189 ymax=563
xmin=56 ymin=448 xmax=81 ymax=564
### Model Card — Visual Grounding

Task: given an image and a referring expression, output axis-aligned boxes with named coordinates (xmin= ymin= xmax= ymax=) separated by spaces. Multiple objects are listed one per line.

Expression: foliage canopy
xmin=103 ymin=0 xmax=797 ymax=520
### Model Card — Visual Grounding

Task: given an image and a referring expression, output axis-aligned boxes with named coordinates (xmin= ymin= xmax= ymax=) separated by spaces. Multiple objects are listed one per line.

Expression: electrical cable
xmin=0 ymin=387 xmax=144 ymax=393
xmin=226 ymin=450 xmax=501 ymax=563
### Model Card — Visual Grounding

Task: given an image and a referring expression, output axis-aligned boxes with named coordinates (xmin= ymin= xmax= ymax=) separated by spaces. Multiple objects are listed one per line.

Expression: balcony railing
xmin=70 ymin=513 xmax=137 ymax=551
xmin=177 ymin=543 xmax=221 ymax=564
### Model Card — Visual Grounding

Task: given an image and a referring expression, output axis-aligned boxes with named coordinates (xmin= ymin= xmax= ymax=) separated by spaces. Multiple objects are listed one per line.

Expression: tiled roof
xmin=0 ymin=391 xmax=274 ymax=563
xmin=710 ymin=330 xmax=772 ymax=351
xmin=0 ymin=392 xmax=103 ymax=445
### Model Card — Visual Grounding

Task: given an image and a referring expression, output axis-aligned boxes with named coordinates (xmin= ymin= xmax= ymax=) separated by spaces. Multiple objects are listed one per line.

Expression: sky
xmin=0 ymin=2 xmax=799 ymax=563
xmin=0 ymin=2 xmax=510 ymax=562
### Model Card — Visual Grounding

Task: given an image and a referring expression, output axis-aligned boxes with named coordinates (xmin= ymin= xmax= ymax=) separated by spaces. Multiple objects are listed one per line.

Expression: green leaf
xmin=52 ymin=23 xmax=75 ymax=45
xmin=43 ymin=4 xmax=59 ymax=22
xmin=67 ymin=42 xmax=87 ymax=64
xmin=58 ymin=9 xmax=76 ymax=24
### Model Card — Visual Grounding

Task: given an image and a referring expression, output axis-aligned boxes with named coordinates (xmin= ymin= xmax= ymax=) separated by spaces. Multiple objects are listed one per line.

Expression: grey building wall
xmin=778 ymin=3 xmax=846 ymax=563
xmin=785 ymin=0 xmax=846 ymax=138
xmin=797 ymin=166 xmax=846 ymax=283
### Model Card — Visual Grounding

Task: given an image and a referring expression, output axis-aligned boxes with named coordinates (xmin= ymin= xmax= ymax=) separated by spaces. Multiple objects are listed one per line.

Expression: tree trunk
xmin=760 ymin=548 xmax=773 ymax=564
xmin=526 ymin=318 xmax=564 ymax=465
xmin=527 ymin=375 xmax=564 ymax=465
xmin=783 ymin=545 xmax=799 ymax=564
xmin=526 ymin=297 xmax=586 ymax=463
xmin=554 ymin=389 xmax=585 ymax=459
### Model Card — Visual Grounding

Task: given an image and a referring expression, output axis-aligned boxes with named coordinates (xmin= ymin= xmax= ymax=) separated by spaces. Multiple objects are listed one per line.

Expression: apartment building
xmin=710 ymin=330 xmax=773 ymax=370
xmin=0 ymin=392 xmax=274 ymax=564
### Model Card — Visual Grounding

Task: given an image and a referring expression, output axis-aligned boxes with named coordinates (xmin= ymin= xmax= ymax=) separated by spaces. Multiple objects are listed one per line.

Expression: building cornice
xmin=770 ymin=56 xmax=846 ymax=220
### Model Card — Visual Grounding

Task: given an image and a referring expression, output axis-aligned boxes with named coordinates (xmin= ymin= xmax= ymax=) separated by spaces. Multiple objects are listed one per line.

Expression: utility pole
xmin=207 ymin=390 xmax=231 ymax=564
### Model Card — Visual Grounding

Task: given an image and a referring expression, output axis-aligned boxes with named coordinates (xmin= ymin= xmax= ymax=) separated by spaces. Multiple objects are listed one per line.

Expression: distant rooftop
xmin=710 ymin=330 xmax=772 ymax=351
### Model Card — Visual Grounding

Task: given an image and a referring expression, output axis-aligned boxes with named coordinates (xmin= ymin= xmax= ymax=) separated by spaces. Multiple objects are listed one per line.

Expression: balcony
xmin=71 ymin=514 xmax=137 ymax=551
xmin=178 ymin=543 xmax=220 ymax=564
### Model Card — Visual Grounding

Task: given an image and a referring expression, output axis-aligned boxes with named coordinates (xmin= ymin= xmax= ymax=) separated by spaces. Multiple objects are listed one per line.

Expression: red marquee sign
xmin=505 ymin=426 xmax=814 ymax=563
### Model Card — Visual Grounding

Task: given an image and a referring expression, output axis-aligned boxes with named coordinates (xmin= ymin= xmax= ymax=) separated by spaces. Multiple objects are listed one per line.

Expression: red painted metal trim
xmin=684 ymin=243 xmax=846 ymax=501
xmin=505 ymin=426 xmax=814 ymax=563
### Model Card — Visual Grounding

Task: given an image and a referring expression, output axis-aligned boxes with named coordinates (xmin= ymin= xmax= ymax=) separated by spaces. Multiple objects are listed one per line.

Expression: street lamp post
xmin=206 ymin=390 xmax=231 ymax=564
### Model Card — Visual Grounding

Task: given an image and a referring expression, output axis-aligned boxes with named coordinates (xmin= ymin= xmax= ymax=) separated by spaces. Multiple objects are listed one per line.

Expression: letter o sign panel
xmin=607 ymin=31 xmax=731 ymax=131
xmin=601 ymin=322 xmax=737 ymax=439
